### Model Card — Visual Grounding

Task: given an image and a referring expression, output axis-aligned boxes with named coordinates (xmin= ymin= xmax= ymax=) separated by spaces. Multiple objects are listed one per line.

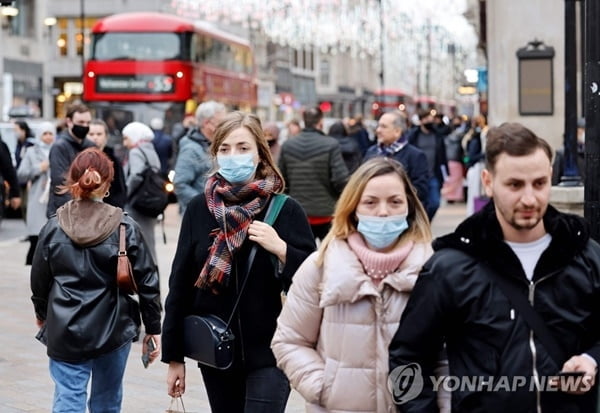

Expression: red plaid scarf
xmin=196 ymin=173 xmax=284 ymax=290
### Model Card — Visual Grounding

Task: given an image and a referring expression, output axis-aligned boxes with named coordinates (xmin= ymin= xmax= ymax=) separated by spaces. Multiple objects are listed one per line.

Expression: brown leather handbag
xmin=117 ymin=224 xmax=138 ymax=294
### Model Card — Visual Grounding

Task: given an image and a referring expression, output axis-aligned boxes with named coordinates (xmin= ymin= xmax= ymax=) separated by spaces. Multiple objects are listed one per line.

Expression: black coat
xmin=407 ymin=127 xmax=448 ymax=184
xmin=46 ymin=131 xmax=95 ymax=217
xmin=389 ymin=202 xmax=600 ymax=412
xmin=31 ymin=212 xmax=161 ymax=362
xmin=161 ymin=193 xmax=316 ymax=370
xmin=0 ymin=137 xmax=19 ymax=199
xmin=104 ymin=146 xmax=127 ymax=208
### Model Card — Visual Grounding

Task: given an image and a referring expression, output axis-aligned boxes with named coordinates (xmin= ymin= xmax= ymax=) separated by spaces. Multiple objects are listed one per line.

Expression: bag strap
xmin=137 ymin=148 xmax=151 ymax=168
xmin=118 ymin=223 xmax=127 ymax=257
xmin=223 ymin=194 xmax=287 ymax=329
xmin=266 ymin=194 xmax=288 ymax=268
xmin=484 ymin=264 xmax=565 ymax=367
xmin=127 ymin=149 xmax=152 ymax=201
xmin=264 ymin=193 xmax=288 ymax=225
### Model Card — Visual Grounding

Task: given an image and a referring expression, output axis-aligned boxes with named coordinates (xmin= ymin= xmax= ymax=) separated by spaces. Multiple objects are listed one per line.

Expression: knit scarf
xmin=196 ymin=173 xmax=284 ymax=290
xmin=347 ymin=232 xmax=414 ymax=284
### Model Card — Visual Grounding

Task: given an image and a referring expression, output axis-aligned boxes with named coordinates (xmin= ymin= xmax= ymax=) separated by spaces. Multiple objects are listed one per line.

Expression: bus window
xmin=92 ymin=32 xmax=183 ymax=61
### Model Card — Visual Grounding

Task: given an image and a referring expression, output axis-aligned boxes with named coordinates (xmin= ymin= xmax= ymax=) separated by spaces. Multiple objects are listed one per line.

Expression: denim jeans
xmin=426 ymin=176 xmax=442 ymax=221
xmin=49 ymin=342 xmax=131 ymax=413
xmin=201 ymin=365 xmax=290 ymax=413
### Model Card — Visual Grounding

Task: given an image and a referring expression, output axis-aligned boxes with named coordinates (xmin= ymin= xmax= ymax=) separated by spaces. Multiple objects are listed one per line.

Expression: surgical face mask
xmin=217 ymin=153 xmax=257 ymax=184
xmin=71 ymin=124 xmax=90 ymax=140
xmin=356 ymin=213 xmax=409 ymax=249
xmin=423 ymin=122 xmax=435 ymax=131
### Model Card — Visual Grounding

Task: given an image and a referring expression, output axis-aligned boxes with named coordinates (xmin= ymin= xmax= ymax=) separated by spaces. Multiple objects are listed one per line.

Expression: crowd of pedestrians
xmin=1 ymin=101 xmax=599 ymax=413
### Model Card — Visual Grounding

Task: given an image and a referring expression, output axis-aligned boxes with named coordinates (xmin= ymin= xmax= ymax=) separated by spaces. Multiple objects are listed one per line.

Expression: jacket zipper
xmin=527 ymin=274 xmax=552 ymax=413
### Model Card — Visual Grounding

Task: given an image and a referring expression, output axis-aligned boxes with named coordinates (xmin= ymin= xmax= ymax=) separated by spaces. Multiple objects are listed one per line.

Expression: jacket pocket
xmin=319 ymin=357 xmax=339 ymax=407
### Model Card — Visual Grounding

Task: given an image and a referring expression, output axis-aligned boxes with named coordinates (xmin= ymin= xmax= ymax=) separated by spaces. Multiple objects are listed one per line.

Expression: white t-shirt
xmin=505 ymin=234 xmax=552 ymax=281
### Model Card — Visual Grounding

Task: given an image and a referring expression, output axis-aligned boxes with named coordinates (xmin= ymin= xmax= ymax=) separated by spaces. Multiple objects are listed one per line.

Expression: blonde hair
xmin=210 ymin=111 xmax=285 ymax=188
xmin=316 ymin=157 xmax=431 ymax=266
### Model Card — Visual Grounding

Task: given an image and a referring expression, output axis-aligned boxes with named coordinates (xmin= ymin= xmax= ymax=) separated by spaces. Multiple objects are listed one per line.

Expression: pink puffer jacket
xmin=272 ymin=238 xmax=448 ymax=412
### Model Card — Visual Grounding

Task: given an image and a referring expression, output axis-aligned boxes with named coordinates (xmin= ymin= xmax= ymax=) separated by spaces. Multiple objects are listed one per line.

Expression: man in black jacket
xmin=389 ymin=122 xmax=600 ymax=413
xmin=46 ymin=103 xmax=95 ymax=217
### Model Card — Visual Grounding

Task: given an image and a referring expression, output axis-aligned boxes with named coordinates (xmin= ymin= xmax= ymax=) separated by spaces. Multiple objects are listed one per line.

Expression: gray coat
xmin=173 ymin=129 xmax=211 ymax=215
xmin=17 ymin=143 xmax=50 ymax=236
xmin=124 ymin=142 xmax=161 ymax=261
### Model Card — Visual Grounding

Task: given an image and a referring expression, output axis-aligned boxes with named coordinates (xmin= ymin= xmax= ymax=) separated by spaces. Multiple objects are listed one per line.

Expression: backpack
xmin=128 ymin=150 xmax=169 ymax=218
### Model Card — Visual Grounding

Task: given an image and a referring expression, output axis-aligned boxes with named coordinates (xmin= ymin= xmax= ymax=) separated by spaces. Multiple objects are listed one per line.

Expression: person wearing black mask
xmin=46 ymin=103 xmax=95 ymax=218
xmin=406 ymin=109 xmax=448 ymax=221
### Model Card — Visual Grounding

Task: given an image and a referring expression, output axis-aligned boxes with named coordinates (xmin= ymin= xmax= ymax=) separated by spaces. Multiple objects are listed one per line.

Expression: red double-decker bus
xmin=83 ymin=12 xmax=256 ymax=131
xmin=371 ymin=89 xmax=414 ymax=119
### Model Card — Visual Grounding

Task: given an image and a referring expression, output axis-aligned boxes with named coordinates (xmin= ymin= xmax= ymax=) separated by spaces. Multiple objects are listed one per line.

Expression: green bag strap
xmin=264 ymin=193 xmax=288 ymax=225
xmin=264 ymin=193 xmax=288 ymax=269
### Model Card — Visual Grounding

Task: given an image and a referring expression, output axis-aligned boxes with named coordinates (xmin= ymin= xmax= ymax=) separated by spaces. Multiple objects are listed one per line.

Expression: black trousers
xmin=200 ymin=365 xmax=290 ymax=413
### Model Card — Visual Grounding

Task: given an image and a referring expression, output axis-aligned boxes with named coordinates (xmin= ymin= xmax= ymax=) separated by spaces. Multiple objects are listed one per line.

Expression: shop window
xmin=56 ymin=18 xmax=68 ymax=56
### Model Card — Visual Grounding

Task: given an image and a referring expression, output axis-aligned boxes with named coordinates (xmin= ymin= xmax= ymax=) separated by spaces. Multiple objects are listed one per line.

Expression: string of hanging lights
xmin=170 ymin=0 xmax=475 ymax=61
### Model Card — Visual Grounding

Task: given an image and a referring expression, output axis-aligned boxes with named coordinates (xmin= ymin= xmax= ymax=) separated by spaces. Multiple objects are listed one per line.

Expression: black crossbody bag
xmin=183 ymin=194 xmax=287 ymax=369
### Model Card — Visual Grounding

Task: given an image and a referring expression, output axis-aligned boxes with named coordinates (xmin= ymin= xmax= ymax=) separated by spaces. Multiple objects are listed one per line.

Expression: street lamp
xmin=561 ymin=0 xmax=582 ymax=186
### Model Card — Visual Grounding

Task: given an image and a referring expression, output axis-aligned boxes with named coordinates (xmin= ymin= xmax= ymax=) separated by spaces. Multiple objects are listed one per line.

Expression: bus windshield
xmin=92 ymin=32 xmax=185 ymax=61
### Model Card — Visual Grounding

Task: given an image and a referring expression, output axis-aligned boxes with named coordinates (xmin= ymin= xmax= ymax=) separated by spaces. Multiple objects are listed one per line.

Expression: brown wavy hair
xmin=210 ymin=111 xmax=285 ymax=189
xmin=58 ymin=147 xmax=114 ymax=200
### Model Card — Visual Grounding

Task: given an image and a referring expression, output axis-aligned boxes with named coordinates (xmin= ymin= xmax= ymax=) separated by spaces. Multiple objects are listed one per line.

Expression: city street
xmin=0 ymin=201 xmax=466 ymax=412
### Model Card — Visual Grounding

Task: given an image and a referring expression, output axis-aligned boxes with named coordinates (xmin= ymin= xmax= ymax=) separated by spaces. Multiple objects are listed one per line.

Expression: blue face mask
xmin=217 ymin=153 xmax=257 ymax=184
xmin=356 ymin=213 xmax=409 ymax=249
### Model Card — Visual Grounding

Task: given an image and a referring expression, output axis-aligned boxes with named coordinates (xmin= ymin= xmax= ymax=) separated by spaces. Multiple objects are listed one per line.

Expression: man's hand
xmin=553 ymin=355 xmax=597 ymax=394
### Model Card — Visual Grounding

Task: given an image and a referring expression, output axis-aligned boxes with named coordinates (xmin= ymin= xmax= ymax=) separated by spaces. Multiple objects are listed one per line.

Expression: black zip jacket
xmin=161 ymin=193 xmax=315 ymax=370
xmin=46 ymin=131 xmax=95 ymax=218
xmin=389 ymin=201 xmax=600 ymax=412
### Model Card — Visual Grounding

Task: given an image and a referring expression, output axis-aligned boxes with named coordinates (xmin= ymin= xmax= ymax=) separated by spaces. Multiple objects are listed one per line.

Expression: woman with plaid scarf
xmin=162 ymin=112 xmax=316 ymax=412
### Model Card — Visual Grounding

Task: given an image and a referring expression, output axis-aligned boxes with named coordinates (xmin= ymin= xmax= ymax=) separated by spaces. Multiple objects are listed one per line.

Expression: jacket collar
xmin=319 ymin=238 xmax=431 ymax=307
xmin=186 ymin=128 xmax=210 ymax=148
xmin=434 ymin=200 xmax=590 ymax=280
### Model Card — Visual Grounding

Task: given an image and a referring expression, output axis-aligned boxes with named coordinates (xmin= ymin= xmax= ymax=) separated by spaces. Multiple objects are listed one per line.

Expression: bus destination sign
xmin=96 ymin=75 xmax=175 ymax=94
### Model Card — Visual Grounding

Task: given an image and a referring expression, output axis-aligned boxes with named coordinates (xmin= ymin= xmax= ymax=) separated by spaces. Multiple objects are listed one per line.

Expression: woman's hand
xmin=248 ymin=220 xmax=287 ymax=264
xmin=143 ymin=334 xmax=161 ymax=365
xmin=167 ymin=362 xmax=186 ymax=397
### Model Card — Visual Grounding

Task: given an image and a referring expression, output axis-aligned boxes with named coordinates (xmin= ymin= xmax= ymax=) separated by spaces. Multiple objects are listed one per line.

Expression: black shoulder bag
xmin=484 ymin=265 xmax=565 ymax=368
xmin=183 ymin=194 xmax=287 ymax=369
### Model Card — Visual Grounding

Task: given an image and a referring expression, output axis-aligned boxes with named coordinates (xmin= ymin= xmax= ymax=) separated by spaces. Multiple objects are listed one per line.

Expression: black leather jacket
xmin=389 ymin=202 xmax=600 ymax=412
xmin=31 ymin=204 xmax=161 ymax=362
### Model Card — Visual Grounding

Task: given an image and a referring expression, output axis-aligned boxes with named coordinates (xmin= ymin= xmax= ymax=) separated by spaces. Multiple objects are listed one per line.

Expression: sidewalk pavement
xmin=0 ymin=201 xmax=466 ymax=412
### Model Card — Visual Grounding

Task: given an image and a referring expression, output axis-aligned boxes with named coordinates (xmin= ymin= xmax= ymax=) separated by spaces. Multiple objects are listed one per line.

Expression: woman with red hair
xmin=30 ymin=147 xmax=162 ymax=413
